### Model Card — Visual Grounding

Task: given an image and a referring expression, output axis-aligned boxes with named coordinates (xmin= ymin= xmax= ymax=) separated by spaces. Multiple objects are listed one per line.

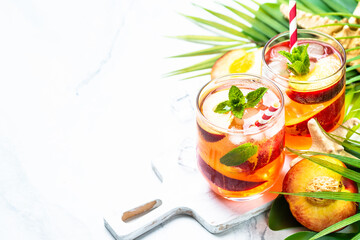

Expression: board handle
xmin=104 ymin=198 xmax=188 ymax=240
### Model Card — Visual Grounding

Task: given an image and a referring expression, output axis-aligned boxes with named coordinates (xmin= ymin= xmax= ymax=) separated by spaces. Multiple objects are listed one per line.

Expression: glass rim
xmin=196 ymin=73 xmax=285 ymax=135
xmin=262 ymin=29 xmax=346 ymax=84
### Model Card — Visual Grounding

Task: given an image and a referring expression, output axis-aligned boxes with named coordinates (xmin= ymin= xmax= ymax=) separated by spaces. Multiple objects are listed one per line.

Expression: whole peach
xmin=282 ymin=155 xmax=358 ymax=232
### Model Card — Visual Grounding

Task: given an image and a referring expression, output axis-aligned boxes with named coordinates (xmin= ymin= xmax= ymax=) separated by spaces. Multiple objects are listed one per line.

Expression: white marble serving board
xmin=104 ymin=151 xmax=291 ymax=240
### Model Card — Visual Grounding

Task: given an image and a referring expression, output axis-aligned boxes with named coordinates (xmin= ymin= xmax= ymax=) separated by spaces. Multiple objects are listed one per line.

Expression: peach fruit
xmin=282 ymin=155 xmax=358 ymax=232
xmin=210 ymin=48 xmax=262 ymax=79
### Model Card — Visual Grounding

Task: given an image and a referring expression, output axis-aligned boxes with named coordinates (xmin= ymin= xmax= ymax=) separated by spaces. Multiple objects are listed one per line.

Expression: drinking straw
xmin=289 ymin=0 xmax=297 ymax=51
xmin=255 ymin=102 xmax=280 ymax=127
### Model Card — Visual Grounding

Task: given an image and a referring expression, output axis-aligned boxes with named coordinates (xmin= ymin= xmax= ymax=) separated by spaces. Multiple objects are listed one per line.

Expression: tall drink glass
xmin=262 ymin=30 xmax=346 ymax=149
xmin=196 ymin=74 xmax=285 ymax=201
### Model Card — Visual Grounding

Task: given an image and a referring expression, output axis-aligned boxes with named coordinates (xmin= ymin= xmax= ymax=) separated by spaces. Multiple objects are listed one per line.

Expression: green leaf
xmin=195 ymin=4 xmax=267 ymax=42
xmin=220 ymin=143 xmax=258 ymax=166
xmin=259 ymin=3 xmax=288 ymax=27
xmin=346 ymin=64 xmax=360 ymax=72
xmin=310 ymin=213 xmax=360 ymax=240
xmin=286 ymin=147 xmax=360 ymax=183
xmin=311 ymin=23 xmax=360 ymax=30
xmin=229 ymin=85 xmax=244 ymax=104
xmin=245 ymin=87 xmax=268 ymax=108
xmin=234 ymin=1 xmax=288 ymax=33
xmin=165 ymin=54 xmax=222 ymax=77
xmin=347 ymin=46 xmax=360 ymax=54
xmin=322 ymin=0 xmax=357 ymax=14
xmin=220 ymin=3 xmax=278 ymax=39
xmin=232 ymin=104 xmax=245 ymax=119
xmin=347 ymin=55 xmax=360 ymax=64
xmin=285 ymin=231 xmax=356 ymax=240
xmin=337 ymin=36 xmax=360 ymax=41
xmin=274 ymin=191 xmax=360 ymax=202
xmin=268 ymin=195 xmax=301 ymax=230
xmin=346 ymin=124 xmax=360 ymax=141
xmin=169 ymin=35 xmax=242 ymax=44
xmin=181 ymin=14 xmax=247 ymax=39
xmin=351 ymin=232 xmax=360 ymax=240
xmin=169 ymin=43 xmax=244 ymax=58
xmin=279 ymin=44 xmax=310 ymax=76
xmin=300 ymin=151 xmax=360 ymax=169
xmin=347 ymin=76 xmax=360 ymax=85
xmin=298 ymin=0 xmax=339 ymax=19
xmin=214 ymin=100 xmax=232 ymax=114
xmin=180 ymin=71 xmax=211 ymax=80
xmin=316 ymin=12 xmax=360 ymax=19
xmin=322 ymin=0 xmax=353 ymax=14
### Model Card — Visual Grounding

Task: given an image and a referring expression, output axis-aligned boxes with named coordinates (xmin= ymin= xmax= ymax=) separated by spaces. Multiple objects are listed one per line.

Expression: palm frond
xmin=165 ymin=54 xmax=222 ymax=77
xmin=316 ymin=12 xmax=360 ymax=19
xmin=181 ymin=14 xmax=247 ymax=39
xmin=193 ymin=4 xmax=267 ymax=42
xmin=220 ymin=3 xmax=278 ymax=39
xmin=168 ymin=43 xmax=248 ymax=58
xmin=168 ymin=35 xmax=243 ymax=45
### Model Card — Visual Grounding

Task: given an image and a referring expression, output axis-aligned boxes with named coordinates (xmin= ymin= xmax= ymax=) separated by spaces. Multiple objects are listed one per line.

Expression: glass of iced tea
xmin=196 ymin=74 xmax=285 ymax=201
xmin=262 ymin=30 xmax=346 ymax=149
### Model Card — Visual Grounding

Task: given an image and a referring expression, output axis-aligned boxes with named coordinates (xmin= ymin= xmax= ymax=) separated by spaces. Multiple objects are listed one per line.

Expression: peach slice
xmin=282 ymin=155 xmax=358 ymax=232
xmin=285 ymin=89 xmax=345 ymax=136
xmin=210 ymin=48 xmax=263 ymax=79
xmin=198 ymin=154 xmax=266 ymax=191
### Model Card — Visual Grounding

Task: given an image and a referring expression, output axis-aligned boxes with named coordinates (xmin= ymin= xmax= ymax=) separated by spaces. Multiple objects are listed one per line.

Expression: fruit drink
xmin=196 ymin=74 xmax=285 ymax=200
xmin=262 ymin=30 xmax=346 ymax=149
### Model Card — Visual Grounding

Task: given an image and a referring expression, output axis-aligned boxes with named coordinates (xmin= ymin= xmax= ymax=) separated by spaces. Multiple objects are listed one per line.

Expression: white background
xmin=0 ymin=0 xmax=299 ymax=239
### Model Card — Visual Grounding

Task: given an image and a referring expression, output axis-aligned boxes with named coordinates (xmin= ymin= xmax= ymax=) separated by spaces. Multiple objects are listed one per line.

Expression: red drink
xmin=196 ymin=74 xmax=285 ymax=200
xmin=262 ymin=30 xmax=346 ymax=149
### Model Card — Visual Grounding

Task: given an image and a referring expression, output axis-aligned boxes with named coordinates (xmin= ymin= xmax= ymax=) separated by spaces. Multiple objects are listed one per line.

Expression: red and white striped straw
xmin=255 ymin=102 xmax=280 ymax=127
xmin=289 ymin=0 xmax=297 ymax=51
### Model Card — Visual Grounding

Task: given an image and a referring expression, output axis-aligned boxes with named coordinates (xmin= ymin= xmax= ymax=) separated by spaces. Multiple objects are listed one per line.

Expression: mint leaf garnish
xmin=245 ymin=87 xmax=268 ymax=108
xmin=214 ymin=85 xmax=268 ymax=119
xmin=214 ymin=100 xmax=231 ymax=114
xmin=220 ymin=143 xmax=258 ymax=166
xmin=229 ymin=85 xmax=245 ymax=106
xmin=278 ymin=44 xmax=310 ymax=76
xmin=232 ymin=104 xmax=245 ymax=119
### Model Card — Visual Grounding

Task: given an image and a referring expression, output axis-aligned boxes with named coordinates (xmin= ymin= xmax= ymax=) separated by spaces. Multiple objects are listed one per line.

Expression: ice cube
xmin=265 ymin=119 xmax=284 ymax=139
xmin=243 ymin=108 xmax=260 ymax=119
xmin=268 ymin=60 xmax=289 ymax=78
xmin=229 ymin=134 xmax=247 ymax=145
xmin=270 ymin=46 xmax=290 ymax=61
xmin=309 ymin=60 xmax=316 ymax=72
xmin=307 ymin=43 xmax=324 ymax=59
xmin=202 ymin=90 xmax=234 ymax=129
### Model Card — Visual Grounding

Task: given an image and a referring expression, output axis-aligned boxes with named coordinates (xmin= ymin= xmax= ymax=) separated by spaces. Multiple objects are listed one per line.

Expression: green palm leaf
xmin=346 ymin=46 xmax=360 ymax=53
xmin=168 ymin=43 xmax=248 ymax=58
xmin=322 ymin=0 xmax=358 ymax=14
xmin=193 ymin=4 xmax=268 ymax=42
xmin=274 ymin=191 xmax=360 ymax=202
xmin=165 ymin=54 xmax=222 ymax=77
xmin=220 ymin=3 xmax=278 ymax=39
xmin=181 ymin=14 xmax=247 ymax=39
xmin=298 ymin=0 xmax=339 ymax=19
xmin=168 ymin=35 xmax=242 ymax=44
xmin=234 ymin=1 xmax=288 ymax=33
xmin=311 ymin=23 xmax=360 ymax=29
xmin=309 ymin=214 xmax=360 ymax=240
xmin=286 ymin=147 xmax=360 ymax=183
xmin=316 ymin=12 xmax=360 ymax=19
xmin=300 ymin=151 xmax=360 ymax=168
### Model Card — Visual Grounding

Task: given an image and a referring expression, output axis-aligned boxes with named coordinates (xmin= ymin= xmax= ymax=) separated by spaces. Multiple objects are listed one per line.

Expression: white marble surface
xmin=0 ymin=0 xmax=299 ymax=239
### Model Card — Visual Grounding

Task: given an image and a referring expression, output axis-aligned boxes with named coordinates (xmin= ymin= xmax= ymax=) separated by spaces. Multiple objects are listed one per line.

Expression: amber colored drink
xmin=262 ymin=30 xmax=346 ymax=149
xmin=196 ymin=74 xmax=285 ymax=201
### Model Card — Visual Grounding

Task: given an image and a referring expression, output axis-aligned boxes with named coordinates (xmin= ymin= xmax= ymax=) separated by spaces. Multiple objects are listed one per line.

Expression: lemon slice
xmin=289 ymin=54 xmax=342 ymax=91
xmin=211 ymin=48 xmax=263 ymax=79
